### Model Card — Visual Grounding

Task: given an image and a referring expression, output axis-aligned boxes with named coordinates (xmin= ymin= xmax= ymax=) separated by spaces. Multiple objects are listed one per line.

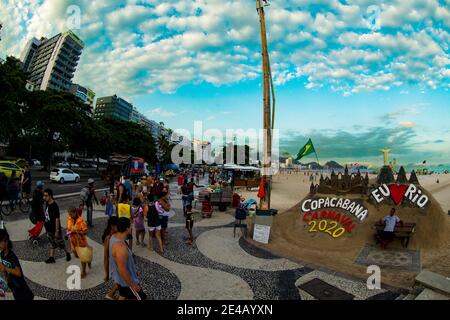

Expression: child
xmin=185 ymin=205 xmax=194 ymax=245
xmin=131 ymin=198 xmax=145 ymax=247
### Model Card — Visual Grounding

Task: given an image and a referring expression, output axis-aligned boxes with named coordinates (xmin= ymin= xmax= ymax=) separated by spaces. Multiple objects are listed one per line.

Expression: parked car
xmin=80 ymin=161 xmax=95 ymax=168
xmin=14 ymin=159 xmax=29 ymax=169
xmin=57 ymin=161 xmax=70 ymax=168
xmin=0 ymin=161 xmax=25 ymax=178
xmin=50 ymin=168 xmax=80 ymax=184
xmin=56 ymin=161 xmax=79 ymax=168
xmin=30 ymin=159 xmax=41 ymax=166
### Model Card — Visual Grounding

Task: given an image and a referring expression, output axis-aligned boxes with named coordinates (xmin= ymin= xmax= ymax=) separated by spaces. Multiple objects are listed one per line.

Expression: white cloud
xmin=146 ymin=108 xmax=175 ymax=118
xmin=0 ymin=0 xmax=448 ymax=97
xmin=399 ymin=121 xmax=416 ymax=128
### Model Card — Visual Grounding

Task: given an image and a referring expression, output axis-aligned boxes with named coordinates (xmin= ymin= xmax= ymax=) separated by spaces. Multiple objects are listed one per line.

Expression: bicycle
xmin=1 ymin=192 xmax=30 ymax=216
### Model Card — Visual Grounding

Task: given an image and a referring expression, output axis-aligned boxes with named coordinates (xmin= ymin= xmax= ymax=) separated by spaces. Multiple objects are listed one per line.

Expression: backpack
xmin=29 ymin=190 xmax=42 ymax=224
xmin=80 ymin=187 xmax=89 ymax=202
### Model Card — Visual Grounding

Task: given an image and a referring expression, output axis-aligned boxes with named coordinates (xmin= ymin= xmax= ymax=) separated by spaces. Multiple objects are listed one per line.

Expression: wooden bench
xmin=374 ymin=222 xmax=416 ymax=248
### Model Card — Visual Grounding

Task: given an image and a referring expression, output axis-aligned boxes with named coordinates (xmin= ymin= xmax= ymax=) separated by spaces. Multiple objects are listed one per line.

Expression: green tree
xmin=97 ymin=118 xmax=157 ymax=164
xmin=0 ymin=57 xmax=29 ymax=145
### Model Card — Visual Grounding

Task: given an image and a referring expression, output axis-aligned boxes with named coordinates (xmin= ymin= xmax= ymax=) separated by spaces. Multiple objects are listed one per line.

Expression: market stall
xmin=221 ymin=164 xmax=261 ymax=190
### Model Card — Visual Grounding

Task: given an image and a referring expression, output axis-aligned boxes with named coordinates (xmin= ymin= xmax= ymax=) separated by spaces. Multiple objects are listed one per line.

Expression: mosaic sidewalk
xmin=3 ymin=180 xmax=403 ymax=300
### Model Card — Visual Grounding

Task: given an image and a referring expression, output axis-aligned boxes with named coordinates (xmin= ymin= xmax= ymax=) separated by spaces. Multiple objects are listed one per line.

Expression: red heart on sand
xmin=388 ymin=184 xmax=408 ymax=205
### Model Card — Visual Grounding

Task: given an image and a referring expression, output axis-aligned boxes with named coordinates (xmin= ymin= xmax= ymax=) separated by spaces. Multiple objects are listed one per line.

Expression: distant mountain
xmin=297 ymin=161 xmax=323 ymax=170
xmin=324 ymin=161 xmax=343 ymax=169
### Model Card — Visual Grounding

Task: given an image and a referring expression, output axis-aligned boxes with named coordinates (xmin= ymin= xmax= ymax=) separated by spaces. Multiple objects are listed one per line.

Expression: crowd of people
xmin=0 ymin=165 xmax=227 ymax=300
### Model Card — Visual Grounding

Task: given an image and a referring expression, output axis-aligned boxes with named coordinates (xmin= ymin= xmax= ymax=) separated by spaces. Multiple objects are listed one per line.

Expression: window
xmin=62 ymin=169 xmax=73 ymax=174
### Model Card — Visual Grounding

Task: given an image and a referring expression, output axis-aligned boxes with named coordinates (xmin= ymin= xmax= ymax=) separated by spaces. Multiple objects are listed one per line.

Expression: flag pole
xmin=257 ymin=0 xmax=273 ymax=210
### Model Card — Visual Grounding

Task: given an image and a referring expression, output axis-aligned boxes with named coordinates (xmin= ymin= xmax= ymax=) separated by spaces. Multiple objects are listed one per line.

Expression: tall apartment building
xmin=20 ymin=30 xmax=84 ymax=92
xmin=94 ymin=94 xmax=133 ymax=122
xmin=130 ymin=107 xmax=169 ymax=143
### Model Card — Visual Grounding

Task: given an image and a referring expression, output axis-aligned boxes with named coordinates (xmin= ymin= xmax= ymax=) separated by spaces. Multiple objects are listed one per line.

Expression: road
xmin=1 ymin=167 xmax=109 ymax=223
xmin=28 ymin=167 xmax=109 ymax=196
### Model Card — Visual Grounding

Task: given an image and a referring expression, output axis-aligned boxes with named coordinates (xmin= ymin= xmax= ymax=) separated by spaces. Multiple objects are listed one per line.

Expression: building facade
xmin=70 ymin=83 xmax=95 ymax=107
xmin=20 ymin=30 xmax=84 ymax=92
xmin=94 ymin=94 xmax=133 ymax=122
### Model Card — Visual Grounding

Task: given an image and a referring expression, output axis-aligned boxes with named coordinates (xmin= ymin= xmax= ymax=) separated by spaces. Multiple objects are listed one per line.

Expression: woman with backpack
xmin=131 ymin=198 xmax=145 ymax=247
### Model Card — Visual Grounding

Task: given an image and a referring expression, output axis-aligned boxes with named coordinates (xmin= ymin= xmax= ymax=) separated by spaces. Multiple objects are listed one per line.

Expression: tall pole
xmin=257 ymin=0 xmax=272 ymax=209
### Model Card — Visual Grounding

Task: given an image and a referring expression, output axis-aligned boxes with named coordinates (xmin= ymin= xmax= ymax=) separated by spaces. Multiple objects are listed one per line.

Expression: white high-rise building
xmin=20 ymin=30 xmax=84 ymax=92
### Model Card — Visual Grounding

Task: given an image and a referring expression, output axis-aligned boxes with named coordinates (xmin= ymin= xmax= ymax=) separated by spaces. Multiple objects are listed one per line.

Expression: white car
xmin=50 ymin=168 xmax=80 ymax=184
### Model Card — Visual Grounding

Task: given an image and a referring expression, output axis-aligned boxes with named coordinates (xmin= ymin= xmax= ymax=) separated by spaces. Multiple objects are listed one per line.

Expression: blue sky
xmin=0 ymin=0 xmax=449 ymax=165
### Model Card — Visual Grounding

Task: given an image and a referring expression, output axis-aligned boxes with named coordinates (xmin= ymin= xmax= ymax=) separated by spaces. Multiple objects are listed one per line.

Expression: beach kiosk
xmin=221 ymin=164 xmax=261 ymax=190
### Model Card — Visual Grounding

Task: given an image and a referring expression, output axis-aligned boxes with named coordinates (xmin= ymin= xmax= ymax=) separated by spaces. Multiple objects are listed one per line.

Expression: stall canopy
xmin=222 ymin=164 xmax=261 ymax=171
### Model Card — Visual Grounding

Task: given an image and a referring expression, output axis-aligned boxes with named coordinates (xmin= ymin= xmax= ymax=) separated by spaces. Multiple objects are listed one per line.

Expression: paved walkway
xmin=1 ymin=178 xmax=402 ymax=300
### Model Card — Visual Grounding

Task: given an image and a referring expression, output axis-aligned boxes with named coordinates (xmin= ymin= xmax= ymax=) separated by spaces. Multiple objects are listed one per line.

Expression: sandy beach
xmin=238 ymin=171 xmax=450 ymax=214
xmin=237 ymin=170 xmax=450 ymax=288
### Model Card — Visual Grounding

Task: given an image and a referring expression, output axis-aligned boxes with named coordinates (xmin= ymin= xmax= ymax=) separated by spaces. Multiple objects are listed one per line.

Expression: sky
xmin=0 ymin=0 xmax=449 ymax=166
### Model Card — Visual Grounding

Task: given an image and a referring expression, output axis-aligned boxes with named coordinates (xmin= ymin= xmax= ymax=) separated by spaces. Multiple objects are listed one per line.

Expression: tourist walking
xmin=43 ymin=189 xmax=71 ymax=264
xmin=0 ymin=229 xmax=34 ymax=300
xmin=66 ymin=207 xmax=91 ymax=278
xmin=185 ymin=205 xmax=194 ymax=245
xmin=81 ymin=178 xmax=99 ymax=227
xmin=20 ymin=165 xmax=32 ymax=199
xmin=156 ymin=191 xmax=171 ymax=245
xmin=131 ymin=198 xmax=145 ymax=247
xmin=145 ymin=201 xmax=163 ymax=253
xmin=110 ymin=217 xmax=147 ymax=300
xmin=117 ymin=193 xmax=133 ymax=251
xmin=28 ymin=181 xmax=45 ymax=242
xmin=102 ymin=216 xmax=119 ymax=300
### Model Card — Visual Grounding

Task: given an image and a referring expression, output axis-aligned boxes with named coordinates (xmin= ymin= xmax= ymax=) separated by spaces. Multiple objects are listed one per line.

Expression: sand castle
xmin=265 ymin=166 xmax=450 ymax=288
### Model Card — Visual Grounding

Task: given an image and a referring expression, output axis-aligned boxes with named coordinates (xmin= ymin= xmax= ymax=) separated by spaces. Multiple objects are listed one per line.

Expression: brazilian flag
xmin=296 ymin=138 xmax=318 ymax=162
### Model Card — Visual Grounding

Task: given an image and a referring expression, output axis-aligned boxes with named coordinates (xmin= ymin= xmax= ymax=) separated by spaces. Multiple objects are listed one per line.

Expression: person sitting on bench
xmin=376 ymin=208 xmax=403 ymax=250
xmin=201 ymin=195 xmax=213 ymax=218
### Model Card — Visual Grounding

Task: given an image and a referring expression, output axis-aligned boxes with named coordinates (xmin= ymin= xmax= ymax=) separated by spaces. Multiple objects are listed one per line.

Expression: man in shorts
xmin=43 ymin=189 xmax=71 ymax=263
xmin=377 ymin=208 xmax=403 ymax=249
xmin=110 ymin=217 xmax=146 ymax=300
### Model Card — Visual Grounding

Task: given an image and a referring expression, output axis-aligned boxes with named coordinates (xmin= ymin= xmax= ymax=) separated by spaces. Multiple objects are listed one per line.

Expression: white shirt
xmin=383 ymin=215 xmax=400 ymax=232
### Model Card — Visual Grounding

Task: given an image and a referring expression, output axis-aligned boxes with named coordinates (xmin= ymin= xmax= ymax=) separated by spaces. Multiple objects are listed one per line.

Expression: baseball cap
xmin=88 ymin=178 xmax=95 ymax=184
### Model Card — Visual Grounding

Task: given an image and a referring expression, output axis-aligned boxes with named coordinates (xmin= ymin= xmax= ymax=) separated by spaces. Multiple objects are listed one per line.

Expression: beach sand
xmin=237 ymin=171 xmax=450 ymax=288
